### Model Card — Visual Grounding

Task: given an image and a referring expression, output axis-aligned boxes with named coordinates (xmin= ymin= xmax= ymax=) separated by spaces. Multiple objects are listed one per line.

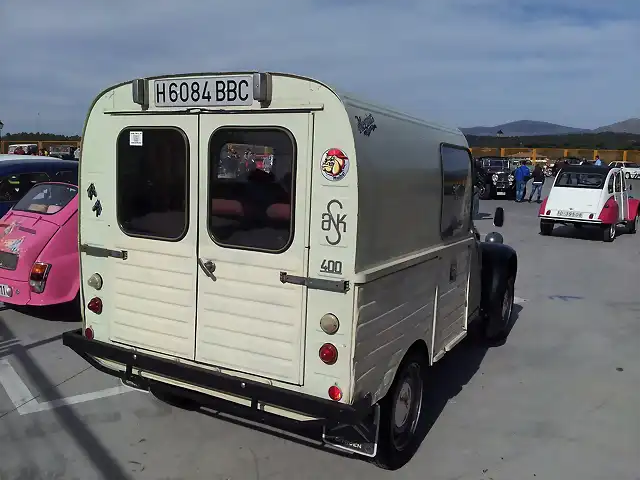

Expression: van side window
xmin=0 ymin=172 xmax=49 ymax=202
xmin=207 ymin=128 xmax=295 ymax=252
xmin=440 ymin=145 xmax=472 ymax=240
xmin=116 ymin=128 xmax=188 ymax=240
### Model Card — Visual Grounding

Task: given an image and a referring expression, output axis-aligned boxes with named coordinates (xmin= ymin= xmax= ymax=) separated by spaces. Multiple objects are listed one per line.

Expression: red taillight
xmin=589 ymin=213 xmax=594 ymax=219
xmin=545 ymin=210 xmax=551 ymax=215
xmin=87 ymin=297 xmax=103 ymax=314
xmin=84 ymin=327 xmax=94 ymax=340
xmin=319 ymin=343 xmax=338 ymax=365
xmin=328 ymin=385 xmax=343 ymax=401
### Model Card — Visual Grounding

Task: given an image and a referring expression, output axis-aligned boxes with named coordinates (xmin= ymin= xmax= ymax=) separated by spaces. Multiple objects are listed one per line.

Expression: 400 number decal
xmin=320 ymin=259 xmax=343 ymax=275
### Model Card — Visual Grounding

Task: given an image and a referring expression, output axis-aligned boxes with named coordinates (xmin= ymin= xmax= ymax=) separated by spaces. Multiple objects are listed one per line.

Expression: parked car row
xmin=0 ymin=155 xmax=79 ymax=308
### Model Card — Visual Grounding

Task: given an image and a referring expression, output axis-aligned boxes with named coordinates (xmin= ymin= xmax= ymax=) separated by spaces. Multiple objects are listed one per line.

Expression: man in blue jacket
xmin=513 ymin=160 xmax=530 ymax=202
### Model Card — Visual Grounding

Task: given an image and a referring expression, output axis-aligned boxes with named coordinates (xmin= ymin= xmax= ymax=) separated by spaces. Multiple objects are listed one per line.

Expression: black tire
xmin=479 ymin=183 xmax=491 ymax=200
xmin=372 ymin=351 xmax=428 ymax=470
xmin=483 ymin=274 xmax=515 ymax=343
xmin=629 ymin=215 xmax=638 ymax=234
xmin=603 ymin=223 xmax=616 ymax=242
xmin=540 ymin=221 xmax=553 ymax=236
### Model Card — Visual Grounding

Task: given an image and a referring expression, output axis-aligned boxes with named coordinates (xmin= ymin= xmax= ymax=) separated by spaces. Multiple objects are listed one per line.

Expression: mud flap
xmin=322 ymin=404 xmax=380 ymax=457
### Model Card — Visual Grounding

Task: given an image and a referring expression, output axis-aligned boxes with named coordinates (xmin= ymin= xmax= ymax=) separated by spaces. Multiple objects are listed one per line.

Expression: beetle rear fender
xmin=479 ymin=242 xmax=517 ymax=316
xmin=627 ymin=198 xmax=640 ymax=221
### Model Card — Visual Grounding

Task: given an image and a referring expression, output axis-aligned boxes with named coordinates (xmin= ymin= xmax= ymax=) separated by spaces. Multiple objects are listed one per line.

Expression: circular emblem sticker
xmin=320 ymin=148 xmax=349 ymax=181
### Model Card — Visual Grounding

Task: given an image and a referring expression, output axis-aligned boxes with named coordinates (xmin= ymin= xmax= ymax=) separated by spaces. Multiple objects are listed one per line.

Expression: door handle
xmin=198 ymin=258 xmax=216 ymax=280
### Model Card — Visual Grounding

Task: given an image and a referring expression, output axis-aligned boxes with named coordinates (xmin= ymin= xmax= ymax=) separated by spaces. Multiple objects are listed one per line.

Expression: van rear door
xmin=195 ymin=113 xmax=312 ymax=385
xmin=94 ymin=116 xmax=199 ymax=359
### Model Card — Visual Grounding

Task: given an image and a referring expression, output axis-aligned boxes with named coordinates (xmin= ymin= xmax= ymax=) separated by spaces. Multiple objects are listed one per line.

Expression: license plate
xmin=153 ymin=75 xmax=254 ymax=108
xmin=497 ymin=191 xmax=506 ymax=195
xmin=0 ymin=284 xmax=12 ymax=298
xmin=557 ymin=210 xmax=583 ymax=218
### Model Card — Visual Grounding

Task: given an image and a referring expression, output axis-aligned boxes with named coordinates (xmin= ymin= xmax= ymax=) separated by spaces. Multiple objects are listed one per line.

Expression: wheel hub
xmin=394 ymin=382 xmax=412 ymax=428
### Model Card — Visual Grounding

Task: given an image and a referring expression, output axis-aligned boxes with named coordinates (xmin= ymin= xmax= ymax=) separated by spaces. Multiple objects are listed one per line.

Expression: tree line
xmin=1 ymin=132 xmax=81 ymax=141
xmin=465 ymin=132 xmax=640 ymax=150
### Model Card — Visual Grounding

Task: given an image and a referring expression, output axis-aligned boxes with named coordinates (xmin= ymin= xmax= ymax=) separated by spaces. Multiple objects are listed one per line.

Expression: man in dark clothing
xmin=528 ymin=164 xmax=545 ymax=203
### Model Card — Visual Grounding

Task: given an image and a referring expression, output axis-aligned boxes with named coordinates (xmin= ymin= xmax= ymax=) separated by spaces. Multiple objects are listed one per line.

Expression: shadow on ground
xmin=545 ymin=224 xmax=629 ymax=242
xmin=0 ymin=314 xmax=132 ymax=479
xmin=155 ymin=305 xmax=523 ymax=469
xmin=4 ymin=300 xmax=81 ymax=323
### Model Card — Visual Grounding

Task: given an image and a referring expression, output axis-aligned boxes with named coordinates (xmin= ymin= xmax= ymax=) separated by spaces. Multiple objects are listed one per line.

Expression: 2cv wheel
xmin=603 ymin=223 xmax=616 ymax=242
xmin=372 ymin=350 xmax=428 ymax=470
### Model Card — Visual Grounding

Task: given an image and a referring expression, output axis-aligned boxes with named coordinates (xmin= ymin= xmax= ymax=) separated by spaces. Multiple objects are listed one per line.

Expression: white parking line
xmin=0 ymin=359 xmax=136 ymax=415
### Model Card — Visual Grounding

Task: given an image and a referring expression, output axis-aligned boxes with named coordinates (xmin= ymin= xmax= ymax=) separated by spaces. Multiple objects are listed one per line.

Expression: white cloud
xmin=0 ymin=0 xmax=638 ymax=133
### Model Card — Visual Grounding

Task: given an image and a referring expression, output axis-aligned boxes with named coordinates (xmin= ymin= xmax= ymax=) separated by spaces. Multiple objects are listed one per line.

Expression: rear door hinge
xmin=279 ymin=272 xmax=350 ymax=293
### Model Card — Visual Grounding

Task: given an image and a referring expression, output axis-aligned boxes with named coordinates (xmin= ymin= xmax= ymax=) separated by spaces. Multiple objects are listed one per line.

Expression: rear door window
xmin=207 ymin=128 xmax=295 ymax=252
xmin=0 ymin=172 xmax=50 ymax=202
xmin=116 ymin=127 xmax=189 ymax=240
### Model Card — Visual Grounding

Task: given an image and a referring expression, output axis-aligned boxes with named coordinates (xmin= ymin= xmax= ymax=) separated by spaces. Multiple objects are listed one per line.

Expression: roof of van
xmin=91 ymin=71 xmax=465 ymax=137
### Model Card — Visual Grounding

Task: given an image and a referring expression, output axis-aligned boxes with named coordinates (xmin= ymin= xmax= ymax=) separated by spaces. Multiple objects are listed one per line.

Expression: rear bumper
xmin=62 ymin=328 xmax=372 ymax=424
xmin=0 ymin=278 xmax=31 ymax=305
xmin=540 ymin=216 xmax=601 ymax=224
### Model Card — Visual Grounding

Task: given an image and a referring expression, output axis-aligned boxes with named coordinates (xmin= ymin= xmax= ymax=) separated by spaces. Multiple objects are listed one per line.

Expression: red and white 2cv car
xmin=538 ymin=165 xmax=640 ymax=242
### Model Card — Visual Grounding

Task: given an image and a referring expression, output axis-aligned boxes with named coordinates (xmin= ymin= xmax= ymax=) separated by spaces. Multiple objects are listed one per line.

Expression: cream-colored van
xmin=63 ymin=71 xmax=518 ymax=470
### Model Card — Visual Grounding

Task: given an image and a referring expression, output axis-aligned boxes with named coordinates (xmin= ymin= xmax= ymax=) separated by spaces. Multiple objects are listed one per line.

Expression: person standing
xmin=528 ymin=164 xmax=545 ymax=203
xmin=513 ymin=160 xmax=530 ymax=202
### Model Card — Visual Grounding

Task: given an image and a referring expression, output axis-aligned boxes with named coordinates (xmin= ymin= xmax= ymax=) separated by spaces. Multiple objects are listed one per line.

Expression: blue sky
xmin=0 ymin=0 xmax=638 ymax=135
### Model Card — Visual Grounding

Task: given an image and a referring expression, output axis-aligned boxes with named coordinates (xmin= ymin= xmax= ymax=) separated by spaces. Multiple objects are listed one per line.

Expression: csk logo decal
xmin=320 ymin=148 xmax=349 ymax=182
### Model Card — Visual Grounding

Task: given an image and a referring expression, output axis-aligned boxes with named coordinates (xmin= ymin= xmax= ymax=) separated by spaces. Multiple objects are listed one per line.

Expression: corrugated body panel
xmin=110 ymin=243 xmax=197 ymax=359
xmin=195 ymin=260 xmax=304 ymax=382
xmin=352 ymin=257 xmax=439 ymax=402
xmin=433 ymin=247 xmax=470 ymax=355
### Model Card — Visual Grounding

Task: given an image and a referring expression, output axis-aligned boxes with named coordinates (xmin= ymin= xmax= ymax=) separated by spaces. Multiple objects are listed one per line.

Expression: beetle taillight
xmin=87 ymin=297 xmax=103 ymax=314
xmin=29 ymin=262 xmax=51 ymax=293
xmin=319 ymin=343 xmax=338 ymax=365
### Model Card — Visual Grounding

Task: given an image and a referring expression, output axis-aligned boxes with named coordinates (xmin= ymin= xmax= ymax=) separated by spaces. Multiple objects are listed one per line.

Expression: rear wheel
xmin=603 ymin=223 xmax=616 ymax=242
xmin=540 ymin=221 xmax=554 ymax=236
xmin=372 ymin=351 xmax=427 ymax=470
xmin=628 ymin=215 xmax=638 ymax=234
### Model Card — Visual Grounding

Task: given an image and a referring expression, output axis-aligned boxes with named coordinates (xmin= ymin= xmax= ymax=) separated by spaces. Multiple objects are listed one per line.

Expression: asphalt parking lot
xmin=0 ymin=183 xmax=638 ymax=480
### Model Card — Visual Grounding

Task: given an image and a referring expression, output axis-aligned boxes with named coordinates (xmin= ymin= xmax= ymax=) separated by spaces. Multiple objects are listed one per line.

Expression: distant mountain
xmin=461 ymin=120 xmax=587 ymax=137
xmin=592 ymin=118 xmax=640 ymax=134
xmin=461 ymin=118 xmax=640 ymax=136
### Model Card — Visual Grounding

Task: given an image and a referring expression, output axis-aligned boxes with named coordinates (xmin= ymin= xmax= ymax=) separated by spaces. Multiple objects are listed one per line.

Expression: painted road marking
xmin=0 ymin=359 xmax=137 ymax=415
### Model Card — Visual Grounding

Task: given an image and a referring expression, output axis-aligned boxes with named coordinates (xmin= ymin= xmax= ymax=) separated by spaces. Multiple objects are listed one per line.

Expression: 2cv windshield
xmin=13 ymin=183 xmax=77 ymax=215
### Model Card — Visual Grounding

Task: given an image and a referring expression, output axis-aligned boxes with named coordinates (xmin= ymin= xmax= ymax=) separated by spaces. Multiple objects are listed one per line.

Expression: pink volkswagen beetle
xmin=0 ymin=182 xmax=79 ymax=307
